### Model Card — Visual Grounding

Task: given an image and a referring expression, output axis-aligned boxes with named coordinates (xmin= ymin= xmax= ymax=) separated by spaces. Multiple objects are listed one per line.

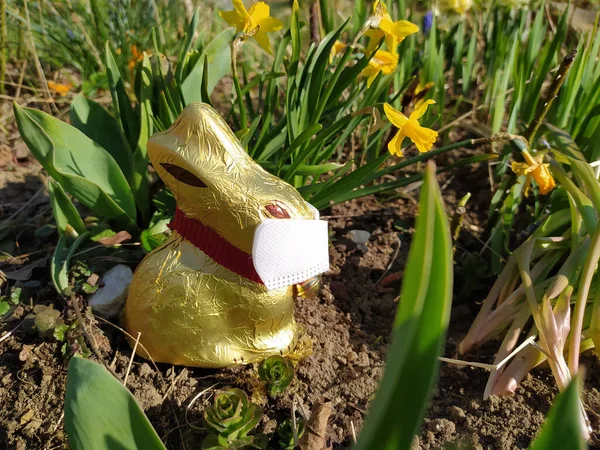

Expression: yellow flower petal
xmin=259 ymin=16 xmax=283 ymax=32
xmin=248 ymin=1 xmax=270 ymax=22
xmin=388 ymin=129 xmax=406 ymax=156
xmin=220 ymin=9 xmax=240 ymax=29
xmin=47 ymin=81 xmax=72 ymax=96
xmin=253 ymin=30 xmax=272 ymax=54
xmin=372 ymin=0 xmax=388 ymax=15
xmin=364 ymin=29 xmax=384 ymax=54
xmin=383 ymin=103 xmax=408 ymax=128
xmin=511 ymin=161 xmax=533 ymax=176
xmin=532 ymin=164 xmax=556 ymax=195
xmin=409 ymin=123 xmax=438 ymax=153
xmin=232 ymin=0 xmax=249 ymax=16
xmin=410 ymin=99 xmax=436 ymax=120
xmin=511 ymin=152 xmax=556 ymax=196
xmin=394 ymin=20 xmax=420 ymax=36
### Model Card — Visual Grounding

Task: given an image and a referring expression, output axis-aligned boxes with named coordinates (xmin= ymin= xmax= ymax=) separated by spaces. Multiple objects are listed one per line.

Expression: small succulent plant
xmin=276 ymin=418 xmax=305 ymax=449
xmin=258 ymin=356 xmax=295 ymax=396
xmin=202 ymin=388 xmax=266 ymax=449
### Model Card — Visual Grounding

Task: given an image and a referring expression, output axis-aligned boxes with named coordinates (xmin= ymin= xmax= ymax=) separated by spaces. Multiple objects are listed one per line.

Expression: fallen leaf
xmin=98 ymin=231 xmax=132 ymax=246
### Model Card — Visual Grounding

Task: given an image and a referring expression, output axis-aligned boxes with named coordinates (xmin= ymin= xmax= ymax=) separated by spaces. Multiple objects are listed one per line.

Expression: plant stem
xmin=569 ymin=222 xmax=600 ymax=373
xmin=230 ymin=39 xmax=247 ymax=129
xmin=524 ymin=50 xmax=577 ymax=143
xmin=0 ymin=0 xmax=6 ymax=95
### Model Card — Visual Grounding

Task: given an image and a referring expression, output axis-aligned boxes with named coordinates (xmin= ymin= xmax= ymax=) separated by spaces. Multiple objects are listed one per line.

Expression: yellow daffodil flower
xmin=128 ymin=44 xmax=146 ymax=72
xmin=444 ymin=0 xmax=473 ymax=14
xmin=219 ymin=0 xmax=283 ymax=54
xmin=415 ymin=81 xmax=434 ymax=95
xmin=361 ymin=50 xmax=398 ymax=87
xmin=329 ymin=40 xmax=348 ymax=63
xmin=511 ymin=151 xmax=556 ymax=196
xmin=383 ymin=100 xmax=438 ymax=156
xmin=365 ymin=0 xmax=419 ymax=55
xmin=47 ymin=81 xmax=72 ymax=97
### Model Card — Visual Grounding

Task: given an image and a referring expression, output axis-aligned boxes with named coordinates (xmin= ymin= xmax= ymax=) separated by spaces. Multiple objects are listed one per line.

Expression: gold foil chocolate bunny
xmin=125 ymin=103 xmax=329 ymax=368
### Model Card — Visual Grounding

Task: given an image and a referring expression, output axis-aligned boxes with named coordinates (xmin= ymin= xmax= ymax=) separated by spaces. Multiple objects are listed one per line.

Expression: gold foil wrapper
xmin=125 ymin=103 xmax=316 ymax=368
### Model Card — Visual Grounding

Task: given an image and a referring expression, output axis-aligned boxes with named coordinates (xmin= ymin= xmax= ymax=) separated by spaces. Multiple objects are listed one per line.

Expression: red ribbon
xmin=168 ymin=208 xmax=264 ymax=285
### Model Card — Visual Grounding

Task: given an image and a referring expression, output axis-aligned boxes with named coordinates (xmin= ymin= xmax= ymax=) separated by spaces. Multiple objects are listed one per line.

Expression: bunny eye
xmin=264 ymin=202 xmax=290 ymax=219
xmin=160 ymin=163 xmax=207 ymax=187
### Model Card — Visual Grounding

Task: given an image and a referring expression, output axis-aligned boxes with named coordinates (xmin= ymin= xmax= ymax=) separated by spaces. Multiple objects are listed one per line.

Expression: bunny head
xmin=147 ymin=103 xmax=316 ymax=255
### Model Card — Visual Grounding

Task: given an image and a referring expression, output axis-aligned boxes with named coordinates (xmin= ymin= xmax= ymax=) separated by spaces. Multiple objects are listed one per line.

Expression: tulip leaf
xmin=355 ymin=162 xmax=453 ymax=450
xmin=529 ymin=377 xmax=585 ymax=450
xmin=69 ymin=93 xmax=133 ymax=180
xmin=131 ymin=54 xmax=153 ymax=225
xmin=51 ymin=232 xmax=90 ymax=295
xmin=64 ymin=356 xmax=166 ymax=450
xmin=48 ymin=180 xmax=87 ymax=235
xmin=14 ymin=103 xmax=137 ymax=229
xmin=105 ymin=42 xmax=138 ymax=149
xmin=182 ymin=28 xmax=235 ymax=104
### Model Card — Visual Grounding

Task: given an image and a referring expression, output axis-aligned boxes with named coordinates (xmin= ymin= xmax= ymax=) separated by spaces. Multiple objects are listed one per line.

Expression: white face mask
xmin=252 ymin=205 xmax=330 ymax=291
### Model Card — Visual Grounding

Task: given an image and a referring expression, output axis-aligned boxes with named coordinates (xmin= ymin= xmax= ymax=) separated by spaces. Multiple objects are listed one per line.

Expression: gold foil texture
xmin=125 ymin=103 xmax=316 ymax=368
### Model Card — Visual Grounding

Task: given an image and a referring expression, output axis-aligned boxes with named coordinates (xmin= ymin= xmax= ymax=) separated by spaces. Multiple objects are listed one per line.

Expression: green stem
xmin=231 ymin=39 xmax=247 ymax=129
xmin=524 ymin=50 xmax=577 ymax=143
xmin=569 ymin=222 xmax=600 ymax=373
xmin=0 ymin=0 xmax=6 ymax=95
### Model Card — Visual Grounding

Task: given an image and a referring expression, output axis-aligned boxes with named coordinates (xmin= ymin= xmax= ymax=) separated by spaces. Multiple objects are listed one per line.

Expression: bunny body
xmin=126 ymin=103 xmax=315 ymax=368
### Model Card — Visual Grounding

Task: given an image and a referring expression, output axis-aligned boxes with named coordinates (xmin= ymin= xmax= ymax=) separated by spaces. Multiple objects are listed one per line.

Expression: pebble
xmin=138 ymin=363 xmax=153 ymax=378
xmin=347 ymin=351 xmax=358 ymax=363
xmin=356 ymin=351 xmax=370 ymax=367
xmin=346 ymin=230 xmax=371 ymax=254
xmin=88 ymin=265 xmax=133 ymax=318
xmin=448 ymin=405 xmax=467 ymax=421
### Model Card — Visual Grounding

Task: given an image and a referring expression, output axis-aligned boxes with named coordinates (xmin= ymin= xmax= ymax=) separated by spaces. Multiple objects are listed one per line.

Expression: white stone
xmin=88 ymin=265 xmax=133 ymax=319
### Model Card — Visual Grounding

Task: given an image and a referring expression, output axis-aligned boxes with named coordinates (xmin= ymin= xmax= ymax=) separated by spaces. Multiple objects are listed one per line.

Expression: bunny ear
xmin=160 ymin=163 xmax=207 ymax=188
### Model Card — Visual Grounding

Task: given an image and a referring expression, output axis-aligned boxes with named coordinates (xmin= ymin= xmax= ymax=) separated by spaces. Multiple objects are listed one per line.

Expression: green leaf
xmin=355 ymin=162 xmax=453 ymax=450
xmin=14 ymin=103 xmax=137 ymax=228
xmin=105 ymin=43 xmax=138 ymax=149
xmin=70 ymin=94 xmax=133 ymax=180
xmin=0 ymin=301 xmax=10 ymax=316
xmin=64 ymin=356 xmax=166 ymax=450
xmin=182 ymin=28 xmax=235 ymax=103
xmin=529 ymin=377 xmax=585 ymax=450
xmin=131 ymin=54 xmax=153 ymax=225
xmin=51 ymin=232 xmax=90 ymax=296
xmin=48 ymin=179 xmax=87 ymax=235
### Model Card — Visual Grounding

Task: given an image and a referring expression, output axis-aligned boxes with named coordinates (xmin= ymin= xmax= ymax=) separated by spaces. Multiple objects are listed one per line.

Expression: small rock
xmin=346 ymin=230 xmax=371 ymax=254
xmin=426 ymin=418 xmax=456 ymax=438
xmin=336 ymin=356 xmax=347 ymax=365
xmin=347 ymin=351 xmax=358 ymax=363
xmin=448 ymin=405 xmax=466 ymax=422
xmin=356 ymin=351 xmax=370 ymax=367
xmin=410 ymin=435 xmax=422 ymax=450
xmin=19 ymin=345 xmax=33 ymax=362
xmin=138 ymin=363 xmax=153 ymax=378
xmin=88 ymin=265 xmax=133 ymax=318
xmin=13 ymin=140 xmax=30 ymax=161
xmin=20 ymin=410 xmax=35 ymax=425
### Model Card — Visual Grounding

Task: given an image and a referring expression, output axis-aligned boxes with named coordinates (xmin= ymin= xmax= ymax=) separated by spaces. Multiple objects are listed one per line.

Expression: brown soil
xmin=1 ymin=126 xmax=600 ymax=450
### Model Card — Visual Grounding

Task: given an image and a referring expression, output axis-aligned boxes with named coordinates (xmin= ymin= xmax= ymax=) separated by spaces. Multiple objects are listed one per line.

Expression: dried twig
xmin=123 ymin=331 xmax=141 ymax=387
xmin=71 ymin=296 xmax=121 ymax=380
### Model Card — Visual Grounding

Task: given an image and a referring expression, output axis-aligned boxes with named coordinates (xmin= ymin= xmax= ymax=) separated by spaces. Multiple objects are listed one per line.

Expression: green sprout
xmin=202 ymin=388 xmax=265 ymax=450
xmin=258 ymin=356 xmax=294 ymax=396
xmin=276 ymin=418 xmax=305 ymax=449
